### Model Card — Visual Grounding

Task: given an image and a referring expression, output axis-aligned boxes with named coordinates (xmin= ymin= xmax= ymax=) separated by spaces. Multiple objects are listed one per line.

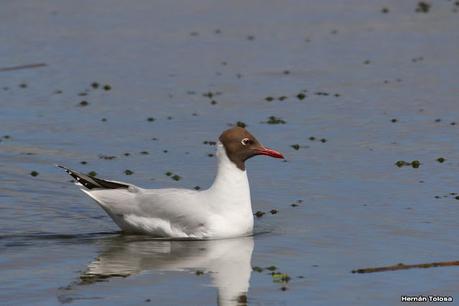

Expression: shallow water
xmin=1 ymin=0 xmax=459 ymax=305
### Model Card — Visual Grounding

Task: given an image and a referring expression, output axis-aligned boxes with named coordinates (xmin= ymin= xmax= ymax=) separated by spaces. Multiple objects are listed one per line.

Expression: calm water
xmin=1 ymin=1 xmax=459 ymax=305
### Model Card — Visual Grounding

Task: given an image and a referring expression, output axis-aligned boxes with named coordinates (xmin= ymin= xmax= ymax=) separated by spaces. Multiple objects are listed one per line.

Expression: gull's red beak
xmin=254 ymin=147 xmax=284 ymax=159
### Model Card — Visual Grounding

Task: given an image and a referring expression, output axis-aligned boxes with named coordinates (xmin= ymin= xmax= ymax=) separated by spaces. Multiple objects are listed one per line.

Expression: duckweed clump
xmin=263 ymin=116 xmax=286 ymax=125
xmin=296 ymin=93 xmax=306 ymax=100
xmin=266 ymin=266 xmax=277 ymax=271
xmin=88 ymin=171 xmax=97 ymax=177
xmin=271 ymin=272 xmax=290 ymax=283
xmin=236 ymin=121 xmax=246 ymax=128
xmin=411 ymin=160 xmax=421 ymax=168
xmin=395 ymin=160 xmax=421 ymax=168
xmin=416 ymin=1 xmax=431 ymax=13
xmin=395 ymin=160 xmax=413 ymax=168
xmin=254 ymin=211 xmax=265 ymax=218
xmin=278 ymin=96 xmax=287 ymax=101
xmin=203 ymin=141 xmax=217 ymax=145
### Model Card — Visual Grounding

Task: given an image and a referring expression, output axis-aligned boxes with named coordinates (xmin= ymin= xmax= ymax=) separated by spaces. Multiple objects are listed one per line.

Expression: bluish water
xmin=1 ymin=0 xmax=459 ymax=305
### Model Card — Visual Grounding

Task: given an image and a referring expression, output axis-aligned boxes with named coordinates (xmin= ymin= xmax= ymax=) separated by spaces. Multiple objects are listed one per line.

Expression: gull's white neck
xmin=208 ymin=142 xmax=252 ymax=211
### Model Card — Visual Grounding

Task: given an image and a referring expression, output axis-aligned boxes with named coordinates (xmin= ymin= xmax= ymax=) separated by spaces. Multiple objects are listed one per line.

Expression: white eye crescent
xmin=241 ymin=138 xmax=250 ymax=145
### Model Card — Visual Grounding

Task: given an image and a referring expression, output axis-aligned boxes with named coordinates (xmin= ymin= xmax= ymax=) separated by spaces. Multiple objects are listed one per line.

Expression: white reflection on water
xmin=79 ymin=236 xmax=254 ymax=306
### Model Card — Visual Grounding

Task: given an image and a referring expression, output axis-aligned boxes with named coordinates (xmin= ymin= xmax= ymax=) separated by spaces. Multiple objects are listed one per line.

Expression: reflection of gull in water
xmin=80 ymin=236 xmax=254 ymax=306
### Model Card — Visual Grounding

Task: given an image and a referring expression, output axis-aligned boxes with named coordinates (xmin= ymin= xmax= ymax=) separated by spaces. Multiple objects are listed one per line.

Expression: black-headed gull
xmin=58 ymin=127 xmax=284 ymax=239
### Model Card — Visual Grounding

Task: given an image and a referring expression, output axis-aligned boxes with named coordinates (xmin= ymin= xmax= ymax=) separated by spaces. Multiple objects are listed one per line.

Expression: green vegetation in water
xmin=195 ymin=270 xmax=204 ymax=276
xmin=254 ymin=211 xmax=265 ymax=218
xmin=91 ymin=82 xmax=99 ymax=89
xmin=99 ymin=154 xmax=116 ymax=160
xmin=103 ymin=84 xmax=112 ymax=91
xmin=147 ymin=117 xmax=155 ymax=122
xmin=416 ymin=1 xmax=431 ymax=13
xmin=124 ymin=169 xmax=134 ymax=175
xmin=265 ymin=96 xmax=274 ymax=102
xmin=411 ymin=160 xmax=421 ymax=168
xmin=193 ymin=186 xmax=201 ymax=190
xmin=263 ymin=116 xmax=286 ymax=125
xmin=164 ymin=171 xmax=181 ymax=181
xmin=271 ymin=272 xmax=291 ymax=284
xmin=436 ymin=157 xmax=446 ymax=163
xmin=270 ymin=209 xmax=278 ymax=215
xmin=396 ymin=160 xmax=421 ymax=168
xmin=278 ymin=96 xmax=287 ymax=101
xmin=140 ymin=151 xmax=149 ymax=155
xmin=236 ymin=121 xmax=246 ymax=128
xmin=30 ymin=171 xmax=39 ymax=177
xmin=296 ymin=93 xmax=306 ymax=100
xmin=266 ymin=266 xmax=277 ymax=271
xmin=80 ymin=161 xmax=87 ymax=165
xmin=79 ymin=101 xmax=89 ymax=107
xmin=88 ymin=171 xmax=97 ymax=177
xmin=291 ymin=144 xmax=300 ymax=150
xmin=252 ymin=266 xmax=264 ymax=273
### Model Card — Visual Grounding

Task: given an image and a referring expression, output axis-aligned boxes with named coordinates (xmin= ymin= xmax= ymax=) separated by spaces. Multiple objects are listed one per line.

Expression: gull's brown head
xmin=218 ymin=127 xmax=284 ymax=170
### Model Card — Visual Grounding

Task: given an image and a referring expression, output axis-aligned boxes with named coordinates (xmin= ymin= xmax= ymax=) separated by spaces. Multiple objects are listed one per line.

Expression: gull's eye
xmin=241 ymin=138 xmax=252 ymax=146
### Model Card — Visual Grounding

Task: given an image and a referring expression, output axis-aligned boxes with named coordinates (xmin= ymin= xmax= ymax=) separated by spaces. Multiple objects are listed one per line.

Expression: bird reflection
xmin=80 ymin=235 xmax=254 ymax=306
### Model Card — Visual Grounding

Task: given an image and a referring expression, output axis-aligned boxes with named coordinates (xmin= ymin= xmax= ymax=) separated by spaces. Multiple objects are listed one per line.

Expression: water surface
xmin=1 ymin=0 xmax=459 ymax=305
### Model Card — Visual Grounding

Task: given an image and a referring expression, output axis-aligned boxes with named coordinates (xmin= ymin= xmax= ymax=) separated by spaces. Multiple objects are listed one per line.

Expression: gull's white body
xmin=82 ymin=142 xmax=254 ymax=239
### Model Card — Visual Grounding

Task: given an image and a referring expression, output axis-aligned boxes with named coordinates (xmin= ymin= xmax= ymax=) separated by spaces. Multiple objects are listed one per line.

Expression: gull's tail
xmin=56 ymin=165 xmax=129 ymax=190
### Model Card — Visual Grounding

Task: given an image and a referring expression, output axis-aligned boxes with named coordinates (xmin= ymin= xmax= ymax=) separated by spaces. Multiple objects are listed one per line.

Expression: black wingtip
xmin=57 ymin=165 xmax=129 ymax=190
